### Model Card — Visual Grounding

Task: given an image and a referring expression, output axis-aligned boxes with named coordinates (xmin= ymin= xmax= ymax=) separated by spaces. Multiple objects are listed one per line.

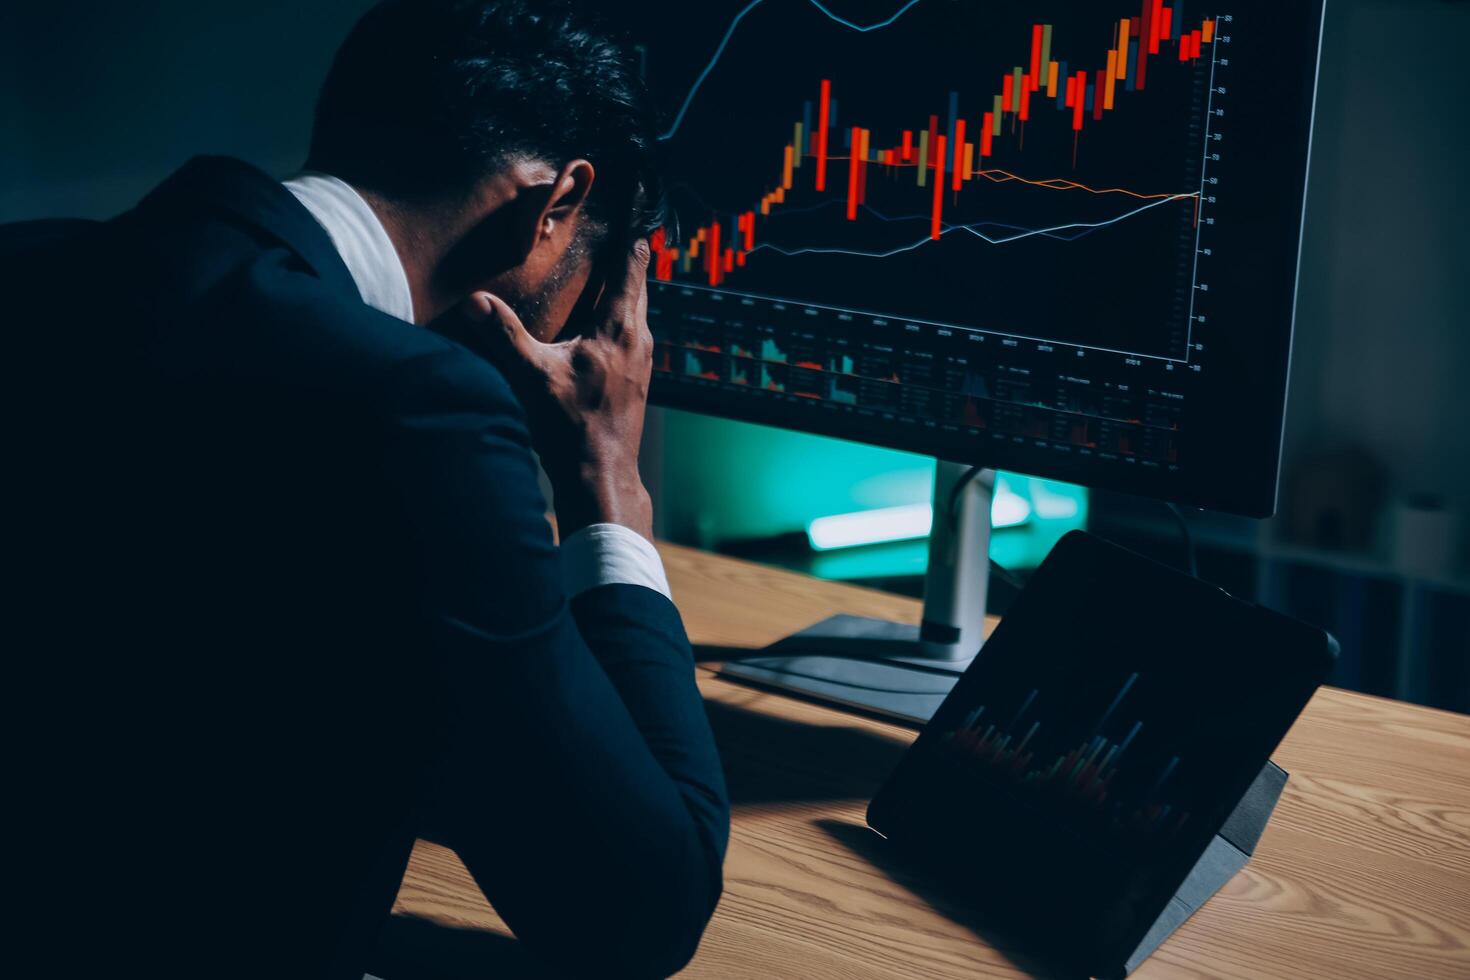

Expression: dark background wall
xmin=5 ymin=1 xmax=1466 ymax=704
xmin=1283 ymin=0 xmax=1467 ymax=534
xmin=5 ymin=1 xmax=1465 ymax=510
xmin=1 ymin=1 xmax=371 ymax=220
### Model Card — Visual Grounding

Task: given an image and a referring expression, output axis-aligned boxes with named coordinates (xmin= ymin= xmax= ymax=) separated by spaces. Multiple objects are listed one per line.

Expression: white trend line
xmin=956 ymin=194 xmax=1195 ymax=244
xmin=746 ymin=193 xmax=1196 ymax=260
xmin=660 ymin=0 xmax=927 ymax=141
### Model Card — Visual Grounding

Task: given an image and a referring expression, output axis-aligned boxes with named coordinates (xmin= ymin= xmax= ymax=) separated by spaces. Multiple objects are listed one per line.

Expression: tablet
xmin=867 ymin=531 xmax=1336 ymax=974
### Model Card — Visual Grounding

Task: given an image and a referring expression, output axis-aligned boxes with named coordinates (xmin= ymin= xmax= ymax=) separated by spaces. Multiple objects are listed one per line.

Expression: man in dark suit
xmin=6 ymin=2 xmax=727 ymax=977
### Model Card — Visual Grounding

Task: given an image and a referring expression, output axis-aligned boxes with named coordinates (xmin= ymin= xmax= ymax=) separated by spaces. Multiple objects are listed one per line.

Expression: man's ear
xmin=437 ymin=159 xmax=599 ymax=303
xmin=526 ymin=159 xmax=596 ymax=255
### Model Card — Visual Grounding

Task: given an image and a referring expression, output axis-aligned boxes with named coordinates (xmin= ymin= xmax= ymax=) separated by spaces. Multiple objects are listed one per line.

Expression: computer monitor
xmin=630 ymin=0 xmax=1327 ymax=719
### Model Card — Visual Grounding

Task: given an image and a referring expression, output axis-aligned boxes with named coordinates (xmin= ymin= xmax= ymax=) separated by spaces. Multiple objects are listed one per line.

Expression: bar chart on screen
xmin=939 ymin=673 xmax=1194 ymax=839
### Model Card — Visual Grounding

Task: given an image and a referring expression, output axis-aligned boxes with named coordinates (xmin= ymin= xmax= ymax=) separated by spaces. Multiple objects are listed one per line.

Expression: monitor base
xmin=720 ymin=460 xmax=993 ymax=727
xmin=719 ymin=614 xmax=972 ymax=726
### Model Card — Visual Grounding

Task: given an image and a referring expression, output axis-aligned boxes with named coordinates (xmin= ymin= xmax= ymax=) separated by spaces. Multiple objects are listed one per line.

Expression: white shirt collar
xmin=283 ymin=172 xmax=416 ymax=324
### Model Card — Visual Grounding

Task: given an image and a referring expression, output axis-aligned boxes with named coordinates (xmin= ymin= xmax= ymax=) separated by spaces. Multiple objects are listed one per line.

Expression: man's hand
xmin=460 ymin=240 xmax=656 ymax=542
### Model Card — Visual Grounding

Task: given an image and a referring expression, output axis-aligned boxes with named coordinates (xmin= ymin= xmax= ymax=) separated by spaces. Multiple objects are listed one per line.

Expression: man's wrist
xmin=551 ymin=464 xmax=654 ymax=543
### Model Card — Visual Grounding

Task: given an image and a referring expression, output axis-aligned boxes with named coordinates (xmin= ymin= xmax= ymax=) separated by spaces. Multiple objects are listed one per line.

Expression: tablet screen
xmin=868 ymin=531 xmax=1334 ymax=964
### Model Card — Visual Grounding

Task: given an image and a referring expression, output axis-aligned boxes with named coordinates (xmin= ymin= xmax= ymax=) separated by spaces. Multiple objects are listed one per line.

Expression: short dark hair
xmin=308 ymin=0 xmax=664 ymax=241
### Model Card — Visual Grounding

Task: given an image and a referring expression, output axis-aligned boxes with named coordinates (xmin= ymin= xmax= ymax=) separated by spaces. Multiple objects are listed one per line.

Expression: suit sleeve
xmin=378 ymin=347 xmax=729 ymax=979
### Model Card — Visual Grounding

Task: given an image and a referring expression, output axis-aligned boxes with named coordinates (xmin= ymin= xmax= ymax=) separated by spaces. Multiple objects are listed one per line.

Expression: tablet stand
xmin=1114 ymin=760 xmax=1287 ymax=977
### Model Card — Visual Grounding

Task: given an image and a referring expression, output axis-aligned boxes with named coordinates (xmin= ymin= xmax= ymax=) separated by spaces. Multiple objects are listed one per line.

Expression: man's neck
xmin=353 ymin=187 xmax=446 ymax=325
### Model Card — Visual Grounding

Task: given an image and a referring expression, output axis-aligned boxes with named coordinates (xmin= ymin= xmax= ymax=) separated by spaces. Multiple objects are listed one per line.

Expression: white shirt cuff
xmin=560 ymin=523 xmax=672 ymax=601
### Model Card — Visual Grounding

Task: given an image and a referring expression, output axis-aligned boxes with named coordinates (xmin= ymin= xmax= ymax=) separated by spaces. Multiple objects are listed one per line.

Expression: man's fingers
xmin=622 ymin=238 xmax=651 ymax=307
xmin=460 ymin=290 xmax=543 ymax=366
xmin=597 ymin=239 xmax=652 ymax=345
xmin=630 ymin=259 xmax=653 ymax=357
xmin=627 ymin=236 xmax=652 ymax=275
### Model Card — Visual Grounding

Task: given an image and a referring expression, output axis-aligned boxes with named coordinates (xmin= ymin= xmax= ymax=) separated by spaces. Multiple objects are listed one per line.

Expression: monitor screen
xmin=629 ymin=0 xmax=1326 ymax=517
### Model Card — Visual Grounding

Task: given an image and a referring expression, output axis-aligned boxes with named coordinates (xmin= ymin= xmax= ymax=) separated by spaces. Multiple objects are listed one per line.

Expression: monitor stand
xmin=720 ymin=460 xmax=992 ymax=726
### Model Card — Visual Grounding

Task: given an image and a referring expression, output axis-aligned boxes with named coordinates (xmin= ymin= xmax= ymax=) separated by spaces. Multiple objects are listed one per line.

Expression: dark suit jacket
xmin=6 ymin=157 xmax=728 ymax=979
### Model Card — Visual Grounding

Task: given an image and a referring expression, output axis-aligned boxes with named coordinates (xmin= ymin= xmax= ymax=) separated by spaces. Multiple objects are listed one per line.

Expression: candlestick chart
xmin=649 ymin=0 xmax=1221 ymax=359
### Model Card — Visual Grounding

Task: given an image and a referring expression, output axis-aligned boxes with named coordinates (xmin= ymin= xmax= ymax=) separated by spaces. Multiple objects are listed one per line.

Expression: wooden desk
xmin=386 ymin=542 xmax=1470 ymax=979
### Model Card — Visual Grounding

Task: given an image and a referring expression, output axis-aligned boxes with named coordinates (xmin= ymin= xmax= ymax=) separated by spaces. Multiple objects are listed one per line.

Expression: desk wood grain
xmin=388 ymin=542 xmax=1470 ymax=979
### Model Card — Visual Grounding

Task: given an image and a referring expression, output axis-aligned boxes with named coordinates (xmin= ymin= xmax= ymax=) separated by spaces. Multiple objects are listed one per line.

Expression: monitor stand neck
xmin=718 ymin=460 xmax=993 ymax=726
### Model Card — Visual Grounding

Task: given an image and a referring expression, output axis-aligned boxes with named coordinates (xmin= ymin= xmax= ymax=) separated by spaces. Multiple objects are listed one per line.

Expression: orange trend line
xmin=789 ymin=155 xmax=1193 ymax=201
xmin=972 ymin=168 xmax=1191 ymax=201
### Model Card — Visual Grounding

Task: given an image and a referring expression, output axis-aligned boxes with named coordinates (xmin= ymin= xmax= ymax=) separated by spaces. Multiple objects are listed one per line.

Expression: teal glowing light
xmin=807 ymin=485 xmax=1036 ymax=552
xmin=658 ymin=410 xmax=1089 ymax=575
xmin=808 ymin=503 xmax=933 ymax=550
